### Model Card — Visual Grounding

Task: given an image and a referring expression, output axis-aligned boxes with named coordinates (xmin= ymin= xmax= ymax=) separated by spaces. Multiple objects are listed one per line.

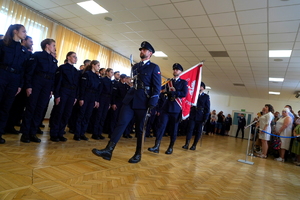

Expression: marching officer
xmin=92 ymin=41 xmax=161 ymax=163
xmin=50 ymin=51 xmax=80 ymax=142
xmin=20 ymin=38 xmax=58 ymax=143
xmin=0 ymin=24 xmax=30 ymax=144
xmin=182 ymin=82 xmax=210 ymax=150
xmin=235 ymin=113 xmax=246 ymax=139
xmin=148 ymin=63 xmax=188 ymax=154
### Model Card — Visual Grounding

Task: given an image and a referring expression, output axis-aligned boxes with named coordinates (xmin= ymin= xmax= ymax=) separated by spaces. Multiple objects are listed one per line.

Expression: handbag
xmin=272 ymin=137 xmax=281 ymax=150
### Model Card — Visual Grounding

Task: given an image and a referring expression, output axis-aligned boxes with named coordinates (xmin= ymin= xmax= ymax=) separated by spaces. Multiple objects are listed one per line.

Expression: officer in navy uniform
xmin=235 ymin=113 xmax=246 ymax=139
xmin=20 ymin=38 xmax=58 ymax=143
xmin=110 ymin=74 xmax=130 ymax=137
xmin=148 ymin=63 xmax=188 ymax=154
xmin=0 ymin=24 xmax=30 ymax=144
xmin=91 ymin=68 xmax=113 ymax=140
xmin=92 ymin=41 xmax=161 ymax=163
xmin=50 ymin=51 xmax=80 ymax=142
xmin=182 ymin=82 xmax=210 ymax=150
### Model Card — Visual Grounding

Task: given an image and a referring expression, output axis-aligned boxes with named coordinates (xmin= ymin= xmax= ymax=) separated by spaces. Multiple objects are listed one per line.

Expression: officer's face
xmin=14 ymin=26 xmax=27 ymax=40
xmin=107 ymin=70 xmax=114 ymax=78
xmin=173 ymin=69 xmax=182 ymax=77
xmin=140 ymin=48 xmax=152 ymax=60
xmin=47 ymin=42 xmax=56 ymax=54
xmin=114 ymin=73 xmax=120 ymax=80
xmin=23 ymin=38 xmax=33 ymax=50
xmin=200 ymin=86 xmax=205 ymax=92
xmin=68 ymin=53 xmax=77 ymax=64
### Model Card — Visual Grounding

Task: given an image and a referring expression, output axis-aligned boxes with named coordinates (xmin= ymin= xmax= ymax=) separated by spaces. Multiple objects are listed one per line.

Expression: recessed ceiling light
xmin=104 ymin=16 xmax=112 ymax=21
xmin=269 ymin=77 xmax=284 ymax=82
xmin=269 ymin=91 xmax=280 ymax=95
xmin=77 ymin=0 xmax=108 ymax=15
xmin=206 ymin=86 xmax=211 ymax=90
xmin=153 ymin=51 xmax=168 ymax=57
xmin=269 ymin=50 xmax=292 ymax=57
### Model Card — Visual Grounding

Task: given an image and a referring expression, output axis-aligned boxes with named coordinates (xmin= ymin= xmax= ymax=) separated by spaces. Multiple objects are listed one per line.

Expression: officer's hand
xmin=79 ymin=100 xmax=84 ymax=106
xmin=49 ymin=91 xmax=53 ymax=99
xmin=55 ymin=97 xmax=60 ymax=105
xmin=157 ymin=112 xmax=160 ymax=116
xmin=15 ymin=87 xmax=21 ymax=96
xmin=94 ymin=101 xmax=99 ymax=108
xmin=26 ymin=88 xmax=32 ymax=97
xmin=74 ymin=99 xmax=77 ymax=105
xmin=112 ymin=104 xmax=117 ymax=110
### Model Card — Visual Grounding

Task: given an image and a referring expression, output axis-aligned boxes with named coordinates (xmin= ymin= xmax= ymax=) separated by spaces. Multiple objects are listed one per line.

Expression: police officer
xmin=5 ymin=35 xmax=33 ymax=134
xmin=92 ymin=41 xmax=161 ymax=163
xmin=20 ymin=38 xmax=58 ymax=143
xmin=50 ymin=51 xmax=80 ymax=142
xmin=182 ymin=82 xmax=210 ymax=150
xmin=235 ymin=113 xmax=246 ymax=139
xmin=91 ymin=68 xmax=113 ymax=140
xmin=0 ymin=24 xmax=30 ymax=144
xmin=148 ymin=63 xmax=188 ymax=154
xmin=74 ymin=60 xmax=102 ymax=141
xmin=110 ymin=74 xmax=130 ymax=137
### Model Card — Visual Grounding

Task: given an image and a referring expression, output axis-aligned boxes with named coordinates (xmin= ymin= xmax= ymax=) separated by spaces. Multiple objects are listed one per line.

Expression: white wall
xmin=208 ymin=91 xmax=300 ymax=117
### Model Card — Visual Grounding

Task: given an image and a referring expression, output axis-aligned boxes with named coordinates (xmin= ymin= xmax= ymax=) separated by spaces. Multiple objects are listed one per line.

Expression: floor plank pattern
xmin=0 ymin=125 xmax=299 ymax=200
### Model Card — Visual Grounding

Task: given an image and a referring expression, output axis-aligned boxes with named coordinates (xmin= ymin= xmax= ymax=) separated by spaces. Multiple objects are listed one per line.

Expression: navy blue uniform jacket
xmin=161 ymin=78 xmax=188 ymax=114
xmin=0 ymin=40 xmax=30 ymax=87
xmin=53 ymin=63 xmax=80 ymax=99
xmin=78 ymin=70 xmax=102 ymax=102
xmin=112 ymin=81 xmax=130 ymax=105
xmin=189 ymin=92 xmax=210 ymax=122
xmin=123 ymin=61 xmax=161 ymax=109
xmin=25 ymin=50 xmax=58 ymax=89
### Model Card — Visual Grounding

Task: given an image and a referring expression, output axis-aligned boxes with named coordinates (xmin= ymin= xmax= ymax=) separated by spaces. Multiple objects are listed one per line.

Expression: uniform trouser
xmin=186 ymin=120 xmax=203 ymax=143
xmin=50 ymin=90 xmax=76 ymax=137
xmin=68 ymin=101 xmax=80 ymax=131
xmin=93 ymin=96 xmax=110 ymax=136
xmin=146 ymin=108 xmax=156 ymax=136
xmin=110 ymin=103 xmax=147 ymax=149
xmin=236 ymin=126 xmax=244 ymax=138
xmin=6 ymin=88 xmax=26 ymax=129
xmin=75 ymin=97 xmax=95 ymax=136
xmin=155 ymin=111 xmax=180 ymax=143
xmin=20 ymin=77 xmax=52 ymax=136
xmin=0 ymin=71 xmax=20 ymax=137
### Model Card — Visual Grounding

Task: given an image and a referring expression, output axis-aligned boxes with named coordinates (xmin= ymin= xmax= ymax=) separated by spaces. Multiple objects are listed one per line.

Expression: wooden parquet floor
xmin=0 ymin=125 xmax=300 ymax=200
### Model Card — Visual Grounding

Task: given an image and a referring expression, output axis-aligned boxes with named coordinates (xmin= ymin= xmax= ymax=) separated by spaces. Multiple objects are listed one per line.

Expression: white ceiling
xmin=18 ymin=0 xmax=300 ymax=101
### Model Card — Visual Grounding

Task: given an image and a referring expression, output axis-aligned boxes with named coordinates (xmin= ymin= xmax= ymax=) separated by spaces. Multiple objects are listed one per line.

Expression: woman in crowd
xmin=208 ymin=110 xmax=217 ymax=135
xmin=0 ymin=24 xmax=30 ymax=144
xmin=274 ymin=108 xmax=293 ymax=162
xmin=215 ymin=111 xmax=223 ymax=135
xmin=224 ymin=114 xmax=232 ymax=136
xmin=50 ymin=51 xmax=80 ymax=142
xmin=291 ymin=120 xmax=300 ymax=166
xmin=74 ymin=60 xmax=102 ymax=141
xmin=257 ymin=104 xmax=274 ymax=158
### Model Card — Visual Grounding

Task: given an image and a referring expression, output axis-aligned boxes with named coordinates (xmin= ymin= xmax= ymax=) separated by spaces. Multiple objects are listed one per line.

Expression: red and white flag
xmin=175 ymin=62 xmax=203 ymax=119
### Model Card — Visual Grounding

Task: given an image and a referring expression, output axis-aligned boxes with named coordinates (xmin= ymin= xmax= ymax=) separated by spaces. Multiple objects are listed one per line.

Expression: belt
xmin=62 ymin=84 xmax=77 ymax=90
xmin=0 ymin=65 xmax=21 ymax=74
xmin=136 ymin=85 xmax=150 ymax=90
xmin=36 ymin=71 xmax=54 ymax=80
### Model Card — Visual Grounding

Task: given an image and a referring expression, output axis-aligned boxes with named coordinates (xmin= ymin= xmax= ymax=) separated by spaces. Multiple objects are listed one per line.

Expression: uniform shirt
xmin=123 ymin=60 xmax=161 ymax=109
xmin=78 ymin=70 xmax=102 ymax=101
xmin=112 ymin=81 xmax=130 ymax=105
xmin=100 ymin=76 xmax=113 ymax=96
xmin=0 ymin=40 xmax=30 ymax=87
xmin=25 ymin=50 xmax=58 ymax=89
xmin=237 ymin=116 xmax=246 ymax=127
xmin=53 ymin=63 xmax=80 ymax=99
xmin=159 ymin=78 xmax=188 ymax=114
xmin=189 ymin=92 xmax=210 ymax=122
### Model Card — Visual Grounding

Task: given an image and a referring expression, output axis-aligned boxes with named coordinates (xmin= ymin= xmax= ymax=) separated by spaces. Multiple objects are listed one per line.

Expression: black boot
xmin=182 ymin=139 xmax=190 ymax=149
xmin=30 ymin=135 xmax=41 ymax=143
xmin=128 ymin=147 xmax=141 ymax=163
xmin=92 ymin=141 xmax=116 ymax=161
xmin=165 ymin=142 xmax=174 ymax=154
xmin=190 ymin=141 xmax=198 ymax=150
xmin=148 ymin=140 xmax=161 ymax=153
xmin=0 ymin=136 xmax=5 ymax=144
